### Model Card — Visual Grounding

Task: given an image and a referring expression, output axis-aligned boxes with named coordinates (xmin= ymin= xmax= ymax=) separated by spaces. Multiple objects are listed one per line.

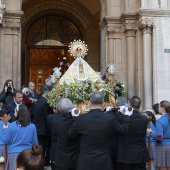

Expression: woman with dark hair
xmin=0 ymin=79 xmax=15 ymax=109
xmin=151 ymin=101 xmax=170 ymax=170
xmin=1 ymin=105 xmax=38 ymax=170
xmin=144 ymin=111 xmax=156 ymax=170
xmin=16 ymin=144 xmax=44 ymax=170
xmin=152 ymin=103 xmax=161 ymax=120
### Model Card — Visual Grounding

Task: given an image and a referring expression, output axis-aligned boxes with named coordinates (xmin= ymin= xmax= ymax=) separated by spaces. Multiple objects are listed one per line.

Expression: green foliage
xmin=46 ymin=80 xmax=115 ymax=107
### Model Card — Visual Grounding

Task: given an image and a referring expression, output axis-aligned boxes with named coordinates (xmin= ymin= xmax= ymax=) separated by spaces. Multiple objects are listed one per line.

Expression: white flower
xmin=99 ymin=89 xmax=104 ymax=92
xmin=121 ymin=84 xmax=125 ymax=87
xmin=0 ymin=156 xmax=4 ymax=163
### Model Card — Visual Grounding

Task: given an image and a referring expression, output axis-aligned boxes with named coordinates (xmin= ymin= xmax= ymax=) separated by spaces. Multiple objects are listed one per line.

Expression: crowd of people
xmin=0 ymin=78 xmax=170 ymax=170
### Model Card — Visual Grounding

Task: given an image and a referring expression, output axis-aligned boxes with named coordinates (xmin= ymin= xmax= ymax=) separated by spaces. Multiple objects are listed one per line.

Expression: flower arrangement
xmin=46 ymin=80 xmax=113 ymax=108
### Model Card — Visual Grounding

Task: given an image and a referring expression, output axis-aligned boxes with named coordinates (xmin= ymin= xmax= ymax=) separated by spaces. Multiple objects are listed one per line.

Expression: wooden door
xmin=29 ymin=46 xmax=74 ymax=93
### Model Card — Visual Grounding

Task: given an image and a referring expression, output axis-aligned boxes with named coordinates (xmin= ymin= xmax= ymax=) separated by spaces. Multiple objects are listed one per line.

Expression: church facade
xmin=0 ymin=0 xmax=170 ymax=110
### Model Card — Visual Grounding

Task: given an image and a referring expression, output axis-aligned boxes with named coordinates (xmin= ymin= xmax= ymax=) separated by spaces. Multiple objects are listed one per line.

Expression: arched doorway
xmin=25 ymin=15 xmax=84 ymax=92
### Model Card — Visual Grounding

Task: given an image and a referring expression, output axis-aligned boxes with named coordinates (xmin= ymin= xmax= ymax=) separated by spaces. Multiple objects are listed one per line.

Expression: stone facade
xmin=0 ymin=0 xmax=170 ymax=110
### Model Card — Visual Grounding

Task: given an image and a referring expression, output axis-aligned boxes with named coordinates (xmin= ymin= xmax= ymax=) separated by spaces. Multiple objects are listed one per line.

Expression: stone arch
xmin=21 ymin=0 xmax=101 ymax=86
xmin=23 ymin=10 xmax=85 ymax=45
xmin=22 ymin=0 xmax=93 ymax=32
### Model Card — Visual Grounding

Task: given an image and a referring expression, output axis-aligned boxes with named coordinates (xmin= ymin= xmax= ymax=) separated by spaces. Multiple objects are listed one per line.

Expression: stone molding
xmin=3 ymin=18 xmax=21 ymax=32
xmin=107 ymin=24 xmax=124 ymax=33
xmin=107 ymin=24 xmax=124 ymax=38
xmin=138 ymin=18 xmax=154 ymax=34
xmin=124 ymin=22 xmax=137 ymax=37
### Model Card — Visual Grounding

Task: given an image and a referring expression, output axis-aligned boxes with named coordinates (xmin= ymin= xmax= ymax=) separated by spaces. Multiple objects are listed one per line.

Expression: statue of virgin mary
xmin=60 ymin=40 xmax=102 ymax=84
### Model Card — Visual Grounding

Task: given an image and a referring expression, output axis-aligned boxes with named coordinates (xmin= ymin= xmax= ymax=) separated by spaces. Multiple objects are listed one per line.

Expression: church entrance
xmin=23 ymin=15 xmax=83 ymax=93
xmin=26 ymin=44 xmax=75 ymax=93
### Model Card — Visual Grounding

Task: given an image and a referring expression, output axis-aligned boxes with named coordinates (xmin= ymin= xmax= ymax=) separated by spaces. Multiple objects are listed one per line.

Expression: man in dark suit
xmin=52 ymin=98 xmax=80 ymax=170
xmin=116 ymin=96 xmax=150 ymax=170
xmin=106 ymin=97 xmax=128 ymax=170
xmin=47 ymin=98 xmax=61 ymax=170
xmin=68 ymin=92 xmax=133 ymax=170
xmin=33 ymin=90 xmax=54 ymax=165
xmin=40 ymin=77 xmax=53 ymax=96
xmin=7 ymin=90 xmax=26 ymax=122
xmin=27 ymin=81 xmax=39 ymax=122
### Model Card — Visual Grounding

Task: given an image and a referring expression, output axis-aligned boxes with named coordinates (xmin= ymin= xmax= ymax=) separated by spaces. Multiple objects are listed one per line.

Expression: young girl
xmin=16 ymin=144 xmax=44 ymax=170
xmin=0 ymin=109 xmax=10 ymax=158
xmin=151 ymin=101 xmax=170 ymax=170
xmin=2 ymin=105 xmax=38 ymax=170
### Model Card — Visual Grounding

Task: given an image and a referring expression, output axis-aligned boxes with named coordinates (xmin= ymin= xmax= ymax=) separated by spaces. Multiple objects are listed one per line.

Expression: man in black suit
xmin=116 ymin=96 xmax=150 ymax=170
xmin=27 ymin=81 xmax=39 ymax=122
xmin=68 ymin=92 xmax=133 ymax=170
xmin=106 ymin=97 xmax=128 ymax=170
xmin=52 ymin=98 xmax=80 ymax=170
xmin=7 ymin=90 xmax=26 ymax=122
xmin=47 ymin=98 xmax=61 ymax=170
xmin=33 ymin=90 xmax=54 ymax=165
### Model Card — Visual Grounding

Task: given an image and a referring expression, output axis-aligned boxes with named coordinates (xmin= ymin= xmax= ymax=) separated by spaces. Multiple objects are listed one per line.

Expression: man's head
xmin=28 ymin=82 xmax=35 ymax=91
xmin=129 ymin=96 xmax=141 ymax=110
xmin=13 ymin=90 xmax=23 ymax=104
xmin=45 ymin=77 xmax=52 ymax=87
xmin=89 ymin=91 xmax=104 ymax=108
xmin=58 ymin=98 xmax=73 ymax=114
xmin=115 ymin=83 xmax=121 ymax=90
xmin=116 ymin=97 xmax=127 ymax=107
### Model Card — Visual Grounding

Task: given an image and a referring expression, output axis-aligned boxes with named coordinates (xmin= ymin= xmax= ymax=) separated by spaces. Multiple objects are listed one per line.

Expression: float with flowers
xmin=46 ymin=40 xmax=125 ymax=113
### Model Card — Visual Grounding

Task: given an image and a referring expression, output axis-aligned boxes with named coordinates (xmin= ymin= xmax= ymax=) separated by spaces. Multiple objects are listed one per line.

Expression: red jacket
xmin=23 ymin=94 xmax=32 ymax=111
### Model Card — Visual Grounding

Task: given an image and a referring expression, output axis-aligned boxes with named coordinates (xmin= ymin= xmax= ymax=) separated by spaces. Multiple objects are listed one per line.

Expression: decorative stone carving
xmin=124 ymin=22 xmax=137 ymax=37
xmin=107 ymin=24 xmax=124 ymax=33
xmin=3 ymin=19 xmax=20 ymax=31
xmin=138 ymin=18 xmax=154 ymax=34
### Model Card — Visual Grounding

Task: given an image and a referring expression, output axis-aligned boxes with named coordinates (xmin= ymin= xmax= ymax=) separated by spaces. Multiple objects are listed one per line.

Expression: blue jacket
xmin=0 ymin=120 xmax=10 ymax=145
xmin=3 ymin=121 xmax=38 ymax=153
xmin=151 ymin=114 xmax=170 ymax=144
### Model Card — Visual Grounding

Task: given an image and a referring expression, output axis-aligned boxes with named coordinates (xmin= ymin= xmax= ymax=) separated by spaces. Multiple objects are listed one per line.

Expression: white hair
xmin=58 ymin=98 xmax=73 ymax=113
xmin=22 ymin=87 xmax=29 ymax=94
xmin=28 ymin=82 xmax=35 ymax=86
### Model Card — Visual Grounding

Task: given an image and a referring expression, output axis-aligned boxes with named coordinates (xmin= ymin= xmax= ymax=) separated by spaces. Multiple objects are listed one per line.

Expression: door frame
xmin=24 ymin=44 xmax=69 ymax=87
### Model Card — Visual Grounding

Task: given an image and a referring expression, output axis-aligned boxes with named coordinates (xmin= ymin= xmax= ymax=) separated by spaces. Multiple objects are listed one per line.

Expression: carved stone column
xmin=107 ymin=24 xmax=123 ymax=73
xmin=125 ymin=22 xmax=137 ymax=99
xmin=2 ymin=13 xmax=23 ymax=89
xmin=139 ymin=18 xmax=154 ymax=110
xmin=107 ymin=24 xmax=123 ymax=64
xmin=0 ymin=2 xmax=6 ymax=89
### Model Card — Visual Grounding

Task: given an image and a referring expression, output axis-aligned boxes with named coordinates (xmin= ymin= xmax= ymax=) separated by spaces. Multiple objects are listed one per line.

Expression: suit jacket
xmin=47 ymin=112 xmax=60 ymax=161
xmin=107 ymin=109 xmax=124 ymax=156
xmin=68 ymin=109 xmax=130 ymax=170
xmin=28 ymin=91 xmax=39 ymax=116
xmin=117 ymin=110 xmax=150 ymax=164
xmin=52 ymin=112 xmax=80 ymax=169
xmin=33 ymin=96 xmax=54 ymax=136
xmin=7 ymin=100 xmax=26 ymax=122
